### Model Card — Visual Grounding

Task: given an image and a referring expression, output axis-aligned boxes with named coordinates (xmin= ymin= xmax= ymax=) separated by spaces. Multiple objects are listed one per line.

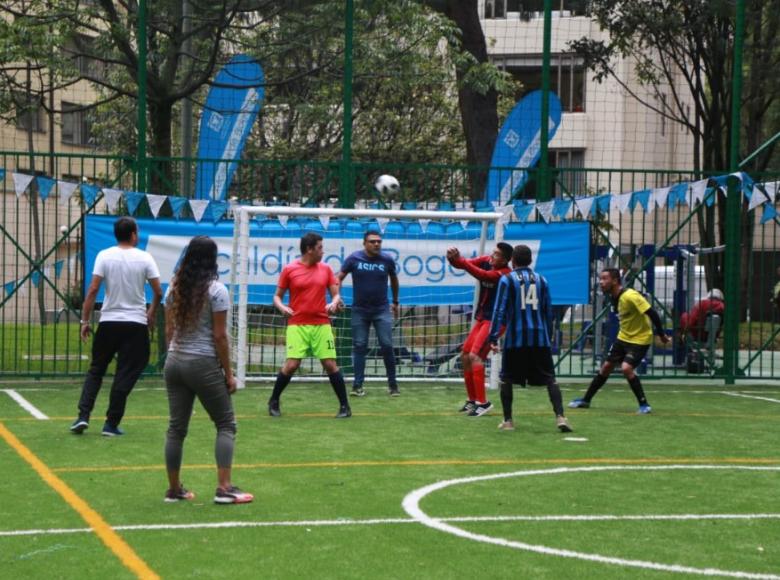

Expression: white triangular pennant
xmin=57 ymin=180 xmax=78 ymax=206
xmin=490 ymin=200 xmax=499 ymax=210
xmin=497 ymin=205 xmax=514 ymax=225
xmin=460 ymin=220 xmax=470 ymax=230
xmin=651 ymin=186 xmax=671 ymax=209
xmin=102 ymin=188 xmax=123 ymax=213
xmin=749 ymin=185 xmax=772 ymax=211
xmin=12 ymin=172 xmax=34 ymax=198
xmin=536 ymin=200 xmax=554 ymax=223
xmin=616 ymin=192 xmax=632 ymax=213
xmin=418 ymin=218 xmax=431 ymax=232
xmin=278 ymin=215 xmax=289 ymax=227
xmin=376 ymin=217 xmax=390 ymax=232
xmin=574 ymin=197 xmax=594 ymax=218
xmin=189 ymin=199 xmax=209 ymax=223
xmin=318 ymin=214 xmax=331 ymax=230
xmin=764 ymin=181 xmax=779 ymax=202
xmin=17 ymin=280 xmax=27 ymax=296
xmin=146 ymin=194 xmax=167 ymax=218
xmin=390 ymin=202 xmax=402 ymax=211
xmin=689 ymin=179 xmax=708 ymax=206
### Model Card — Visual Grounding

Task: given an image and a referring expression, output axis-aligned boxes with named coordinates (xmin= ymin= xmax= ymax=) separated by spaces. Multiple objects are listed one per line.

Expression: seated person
xmin=680 ymin=289 xmax=725 ymax=342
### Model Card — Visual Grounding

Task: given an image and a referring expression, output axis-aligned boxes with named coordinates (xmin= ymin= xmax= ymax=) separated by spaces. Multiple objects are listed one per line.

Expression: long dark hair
xmin=170 ymin=236 xmax=218 ymax=332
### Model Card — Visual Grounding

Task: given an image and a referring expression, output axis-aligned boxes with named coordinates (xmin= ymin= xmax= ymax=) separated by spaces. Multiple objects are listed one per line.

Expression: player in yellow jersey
xmin=569 ymin=268 xmax=669 ymax=413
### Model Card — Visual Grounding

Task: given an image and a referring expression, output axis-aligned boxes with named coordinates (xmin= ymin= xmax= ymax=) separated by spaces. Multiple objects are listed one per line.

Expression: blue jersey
xmin=489 ymin=267 xmax=553 ymax=348
xmin=341 ymin=250 xmax=397 ymax=311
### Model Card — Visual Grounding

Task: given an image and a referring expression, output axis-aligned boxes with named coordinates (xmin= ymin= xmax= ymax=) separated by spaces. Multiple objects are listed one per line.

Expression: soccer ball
xmin=374 ymin=174 xmax=400 ymax=195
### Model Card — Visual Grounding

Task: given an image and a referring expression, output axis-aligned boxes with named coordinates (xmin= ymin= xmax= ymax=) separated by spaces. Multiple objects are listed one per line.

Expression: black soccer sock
xmin=328 ymin=371 xmax=349 ymax=407
xmin=270 ymin=372 xmax=292 ymax=402
xmin=627 ymin=375 xmax=648 ymax=406
xmin=499 ymin=380 xmax=513 ymax=422
xmin=583 ymin=373 xmax=608 ymax=402
xmin=546 ymin=379 xmax=564 ymax=417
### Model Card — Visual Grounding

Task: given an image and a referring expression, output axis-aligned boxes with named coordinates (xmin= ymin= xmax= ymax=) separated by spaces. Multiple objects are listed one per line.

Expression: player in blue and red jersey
xmin=446 ymin=242 xmax=513 ymax=416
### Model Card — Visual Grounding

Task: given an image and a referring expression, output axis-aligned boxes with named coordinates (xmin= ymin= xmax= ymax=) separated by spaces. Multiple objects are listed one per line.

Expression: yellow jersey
xmin=614 ymin=288 xmax=653 ymax=345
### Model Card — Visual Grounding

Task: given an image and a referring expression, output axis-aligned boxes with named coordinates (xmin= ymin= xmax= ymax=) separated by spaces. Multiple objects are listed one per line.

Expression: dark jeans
xmin=77 ymin=321 xmax=150 ymax=426
xmin=351 ymin=307 xmax=396 ymax=388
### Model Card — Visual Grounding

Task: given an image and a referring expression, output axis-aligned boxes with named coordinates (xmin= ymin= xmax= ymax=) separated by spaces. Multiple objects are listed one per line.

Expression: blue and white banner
xmin=195 ymin=54 xmax=265 ymax=200
xmin=85 ymin=216 xmax=590 ymax=305
xmin=485 ymin=90 xmax=562 ymax=205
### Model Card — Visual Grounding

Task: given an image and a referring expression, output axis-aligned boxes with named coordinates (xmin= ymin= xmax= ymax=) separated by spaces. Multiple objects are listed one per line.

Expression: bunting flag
xmin=37 ymin=176 xmax=55 ymax=202
xmin=765 ymin=181 xmax=779 ymax=202
xmin=54 ymin=260 xmax=65 ymax=278
xmin=704 ymin=187 xmax=717 ymax=207
xmin=497 ymin=204 xmax=515 ymax=224
xmin=125 ymin=191 xmax=146 ymax=215
xmin=418 ymin=218 xmax=431 ymax=232
xmin=31 ymin=271 xmax=41 ymax=288
xmin=689 ymin=179 xmax=708 ymax=206
xmin=760 ymin=203 xmax=777 ymax=224
xmin=535 ymin=200 xmax=554 ymax=223
xmin=277 ymin=214 xmax=289 ymax=228
xmin=12 ymin=172 xmax=34 ymax=197
xmin=651 ymin=186 xmax=671 ymax=210
xmin=611 ymin=192 xmax=632 ymax=214
xmin=57 ymin=180 xmax=78 ymax=206
xmin=102 ymin=188 xmax=124 ymax=213
xmin=574 ymin=196 xmax=595 ymax=218
xmin=3 ymin=280 xmax=16 ymax=297
xmin=631 ymin=189 xmax=651 ymax=213
xmin=460 ymin=219 xmax=471 ymax=230
xmin=146 ymin=194 xmax=167 ymax=218
xmin=189 ymin=199 xmax=210 ymax=223
xmin=81 ymin=184 xmax=100 ymax=207
xmin=209 ymin=200 xmax=228 ymax=223
xmin=168 ymin=196 xmax=188 ymax=219
xmin=595 ymin=194 xmax=611 ymax=213
xmin=514 ymin=203 xmax=535 ymax=223
xmin=552 ymin=199 xmax=572 ymax=219
xmin=667 ymin=183 xmax=688 ymax=209
xmin=376 ymin=217 xmax=390 ymax=232
xmin=319 ymin=214 xmax=331 ymax=230
xmin=748 ymin=185 xmax=772 ymax=211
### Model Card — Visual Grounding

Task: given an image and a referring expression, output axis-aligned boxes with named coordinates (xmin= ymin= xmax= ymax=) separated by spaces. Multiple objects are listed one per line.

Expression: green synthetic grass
xmin=1 ymin=379 xmax=779 ymax=579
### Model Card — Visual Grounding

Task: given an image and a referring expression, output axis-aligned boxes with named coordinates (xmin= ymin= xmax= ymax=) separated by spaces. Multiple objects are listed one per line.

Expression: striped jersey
xmin=489 ymin=267 xmax=553 ymax=348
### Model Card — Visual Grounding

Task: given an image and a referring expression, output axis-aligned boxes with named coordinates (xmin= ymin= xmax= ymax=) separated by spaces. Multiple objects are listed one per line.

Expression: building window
xmin=65 ymin=34 xmax=105 ymax=81
xmin=485 ymin=0 xmax=588 ymax=19
xmin=494 ymin=54 xmax=586 ymax=113
xmin=15 ymin=93 xmax=45 ymax=133
xmin=61 ymin=102 xmax=94 ymax=147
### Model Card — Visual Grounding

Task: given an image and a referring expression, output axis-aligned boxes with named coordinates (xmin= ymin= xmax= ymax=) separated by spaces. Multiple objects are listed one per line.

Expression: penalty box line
xmin=3 ymin=512 xmax=780 ymax=538
xmin=1 ymin=389 xmax=48 ymax=419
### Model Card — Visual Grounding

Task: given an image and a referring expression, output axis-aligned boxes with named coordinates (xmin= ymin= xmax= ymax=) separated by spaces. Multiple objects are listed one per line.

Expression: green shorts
xmin=286 ymin=324 xmax=337 ymax=360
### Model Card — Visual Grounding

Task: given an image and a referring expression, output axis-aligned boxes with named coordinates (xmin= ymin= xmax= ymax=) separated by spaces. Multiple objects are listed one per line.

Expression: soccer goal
xmin=229 ymin=205 xmax=506 ymax=388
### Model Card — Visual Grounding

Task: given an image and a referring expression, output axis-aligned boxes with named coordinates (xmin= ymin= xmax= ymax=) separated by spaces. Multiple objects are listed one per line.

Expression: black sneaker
xmin=351 ymin=387 xmax=366 ymax=397
xmin=388 ymin=386 xmax=400 ymax=397
xmin=214 ymin=485 xmax=253 ymax=504
xmin=268 ymin=399 xmax=281 ymax=417
xmin=458 ymin=400 xmax=475 ymax=413
xmin=164 ymin=485 xmax=195 ymax=503
xmin=70 ymin=418 xmax=89 ymax=434
xmin=335 ymin=405 xmax=352 ymax=418
xmin=467 ymin=402 xmax=494 ymax=417
xmin=101 ymin=423 xmax=124 ymax=436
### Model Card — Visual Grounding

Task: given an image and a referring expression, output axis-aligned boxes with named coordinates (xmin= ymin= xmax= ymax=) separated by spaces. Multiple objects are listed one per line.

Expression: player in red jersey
xmin=446 ymin=242 xmax=513 ymax=416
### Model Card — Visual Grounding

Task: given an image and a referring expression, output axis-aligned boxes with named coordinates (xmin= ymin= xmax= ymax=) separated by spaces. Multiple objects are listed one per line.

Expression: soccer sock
xmin=463 ymin=369 xmax=476 ymax=402
xmin=499 ymin=381 xmax=513 ymax=421
xmin=546 ymin=379 xmax=565 ymax=417
xmin=328 ymin=371 xmax=349 ymax=407
xmin=627 ymin=375 xmax=648 ymax=406
xmin=270 ymin=372 xmax=292 ymax=402
xmin=472 ymin=363 xmax=487 ymax=404
xmin=583 ymin=373 xmax=608 ymax=402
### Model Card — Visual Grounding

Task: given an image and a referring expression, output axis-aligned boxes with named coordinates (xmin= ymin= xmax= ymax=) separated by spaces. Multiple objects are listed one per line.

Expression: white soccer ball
xmin=374 ymin=174 xmax=400 ymax=195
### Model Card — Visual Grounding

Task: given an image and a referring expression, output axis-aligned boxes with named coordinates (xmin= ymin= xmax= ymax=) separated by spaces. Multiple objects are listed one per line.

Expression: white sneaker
xmin=497 ymin=420 xmax=515 ymax=431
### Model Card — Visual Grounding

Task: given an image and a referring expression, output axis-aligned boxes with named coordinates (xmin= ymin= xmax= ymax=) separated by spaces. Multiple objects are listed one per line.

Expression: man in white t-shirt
xmin=70 ymin=217 xmax=163 ymax=436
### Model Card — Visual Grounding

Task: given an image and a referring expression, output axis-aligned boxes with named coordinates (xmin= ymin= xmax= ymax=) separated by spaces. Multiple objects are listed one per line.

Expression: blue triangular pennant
xmin=31 ymin=271 xmax=41 ymax=288
xmin=514 ymin=203 xmax=534 ymax=223
xmin=209 ymin=200 xmax=228 ymax=223
xmin=81 ymin=184 xmax=100 ymax=207
xmin=704 ymin=187 xmax=717 ymax=207
xmin=4 ymin=280 xmax=16 ymax=296
xmin=124 ymin=191 xmax=146 ymax=215
xmin=552 ymin=199 xmax=572 ymax=219
xmin=37 ymin=176 xmax=55 ymax=202
xmin=761 ymin=204 xmax=777 ymax=224
xmin=712 ymin=174 xmax=729 ymax=189
xmin=595 ymin=194 xmax=611 ymax=213
xmin=168 ymin=196 xmax=188 ymax=219
xmin=631 ymin=189 xmax=651 ymax=213
xmin=54 ymin=260 xmax=64 ymax=278
xmin=668 ymin=183 xmax=688 ymax=209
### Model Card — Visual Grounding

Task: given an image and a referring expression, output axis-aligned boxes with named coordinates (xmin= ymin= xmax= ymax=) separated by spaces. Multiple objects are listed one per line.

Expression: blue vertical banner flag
xmin=484 ymin=90 xmax=562 ymax=206
xmin=195 ymin=54 xmax=265 ymax=200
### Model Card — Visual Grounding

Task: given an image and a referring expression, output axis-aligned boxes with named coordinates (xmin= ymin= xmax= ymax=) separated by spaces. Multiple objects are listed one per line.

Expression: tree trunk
xmin=149 ymin=101 xmax=174 ymax=194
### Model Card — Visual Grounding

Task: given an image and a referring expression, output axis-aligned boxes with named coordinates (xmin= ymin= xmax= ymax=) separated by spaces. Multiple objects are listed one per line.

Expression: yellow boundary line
xmin=52 ymin=456 xmax=780 ymax=474
xmin=0 ymin=422 xmax=159 ymax=580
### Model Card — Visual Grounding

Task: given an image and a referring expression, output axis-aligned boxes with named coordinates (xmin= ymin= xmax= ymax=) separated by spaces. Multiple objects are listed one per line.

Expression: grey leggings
xmin=164 ymin=351 xmax=236 ymax=471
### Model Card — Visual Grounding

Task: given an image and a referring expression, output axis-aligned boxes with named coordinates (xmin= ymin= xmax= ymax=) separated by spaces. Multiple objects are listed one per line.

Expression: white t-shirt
xmin=93 ymin=246 xmax=160 ymax=324
xmin=165 ymin=280 xmax=230 ymax=357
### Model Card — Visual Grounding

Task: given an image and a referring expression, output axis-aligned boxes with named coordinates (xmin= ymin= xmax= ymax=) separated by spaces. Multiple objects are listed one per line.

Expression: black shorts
xmin=501 ymin=347 xmax=555 ymax=387
xmin=606 ymin=339 xmax=650 ymax=368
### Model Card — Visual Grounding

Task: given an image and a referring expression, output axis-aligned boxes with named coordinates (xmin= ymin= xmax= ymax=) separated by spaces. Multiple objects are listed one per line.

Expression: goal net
xmin=229 ymin=205 xmax=505 ymax=388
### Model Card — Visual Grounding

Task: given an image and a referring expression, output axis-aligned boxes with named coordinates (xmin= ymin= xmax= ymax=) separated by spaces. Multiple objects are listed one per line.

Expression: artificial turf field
xmin=0 ymin=379 xmax=778 ymax=579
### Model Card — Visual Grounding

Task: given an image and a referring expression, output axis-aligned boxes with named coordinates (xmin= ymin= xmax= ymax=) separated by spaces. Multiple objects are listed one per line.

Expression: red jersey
xmin=450 ymin=255 xmax=511 ymax=321
xmin=278 ymin=260 xmax=338 ymax=325
xmin=680 ymin=298 xmax=725 ymax=340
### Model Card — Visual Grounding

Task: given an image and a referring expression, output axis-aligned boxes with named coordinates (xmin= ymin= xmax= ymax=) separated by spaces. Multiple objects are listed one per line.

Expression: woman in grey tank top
xmin=163 ymin=236 xmax=253 ymax=504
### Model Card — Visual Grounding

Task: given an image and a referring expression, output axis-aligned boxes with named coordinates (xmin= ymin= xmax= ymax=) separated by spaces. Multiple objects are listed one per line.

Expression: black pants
xmin=77 ymin=321 xmax=150 ymax=426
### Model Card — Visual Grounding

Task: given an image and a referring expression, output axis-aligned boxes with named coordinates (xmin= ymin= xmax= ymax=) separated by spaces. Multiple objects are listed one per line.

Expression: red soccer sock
xmin=464 ymin=369 xmax=476 ymax=401
xmin=472 ymin=363 xmax=486 ymax=404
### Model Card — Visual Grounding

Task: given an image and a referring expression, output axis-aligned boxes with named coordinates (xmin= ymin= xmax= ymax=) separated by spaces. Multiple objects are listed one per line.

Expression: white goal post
xmin=229 ymin=205 xmax=506 ymax=389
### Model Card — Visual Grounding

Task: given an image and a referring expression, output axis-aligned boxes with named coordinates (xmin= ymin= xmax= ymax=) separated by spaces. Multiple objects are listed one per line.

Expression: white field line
xmin=2 ymin=512 xmax=780 ymax=538
xmin=722 ymin=392 xmax=780 ymax=404
xmin=2 ymin=389 xmax=48 ymax=419
xmin=403 ymin=465 xmax=780 ymax=580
